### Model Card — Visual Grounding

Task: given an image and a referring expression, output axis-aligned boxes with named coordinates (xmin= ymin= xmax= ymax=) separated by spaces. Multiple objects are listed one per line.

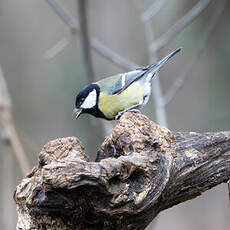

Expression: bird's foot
xmin=128 ymin=109 xmax=141 ymax=114
xmin=115 ymin=109 xmax=141 ymax=120
xmin=115 ymin=112 xmax=123 ymax=120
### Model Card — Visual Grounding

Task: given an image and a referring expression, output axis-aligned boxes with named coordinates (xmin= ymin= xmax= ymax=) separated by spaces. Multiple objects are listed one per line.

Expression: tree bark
xmin=14 ymin=112 xmax=230 ymax=230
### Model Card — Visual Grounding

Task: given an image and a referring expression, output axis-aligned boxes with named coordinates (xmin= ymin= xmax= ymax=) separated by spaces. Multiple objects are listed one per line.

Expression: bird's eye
xmin=78 ymin=98 xmax=84 ymax=105
xmin=76 ymin=97 xmax=84 ymax=107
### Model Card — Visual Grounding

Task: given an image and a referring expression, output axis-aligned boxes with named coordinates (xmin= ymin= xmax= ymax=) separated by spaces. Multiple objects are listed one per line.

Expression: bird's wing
xmin=108 ymin=70 xmax=145 ymax=95
xmin=97 ymin=48 xmax=181 ymax=95
xmin=96 ymin=69 xmax=144 ymax=95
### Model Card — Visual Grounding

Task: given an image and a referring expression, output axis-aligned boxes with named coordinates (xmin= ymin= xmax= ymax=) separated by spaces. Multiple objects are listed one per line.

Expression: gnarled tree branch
xmin=14 ymin=113 xmax=230 ymax=230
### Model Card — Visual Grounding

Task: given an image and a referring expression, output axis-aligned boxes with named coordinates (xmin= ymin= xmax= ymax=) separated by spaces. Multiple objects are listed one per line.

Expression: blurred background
xmin=0 ymin=0 xmax=229 ymax=229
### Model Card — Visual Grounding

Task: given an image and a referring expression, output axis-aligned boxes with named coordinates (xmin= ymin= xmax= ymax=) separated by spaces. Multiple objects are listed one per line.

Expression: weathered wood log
xmin=14 ymin=112 xmax=230 ymax=230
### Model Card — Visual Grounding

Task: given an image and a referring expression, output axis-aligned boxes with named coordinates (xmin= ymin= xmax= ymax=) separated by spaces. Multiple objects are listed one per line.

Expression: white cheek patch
xmin=81 ymin=89 xmax=97 ymax=109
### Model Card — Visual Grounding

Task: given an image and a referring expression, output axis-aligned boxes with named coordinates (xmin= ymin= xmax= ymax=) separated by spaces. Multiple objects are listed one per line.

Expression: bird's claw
xmin=128 ymin=109 xmax=141 ymax=114
xmin=115 ymin=109 xmax=141 ymax=120
xmin=115 ymin=112 xmax=122 ymax=120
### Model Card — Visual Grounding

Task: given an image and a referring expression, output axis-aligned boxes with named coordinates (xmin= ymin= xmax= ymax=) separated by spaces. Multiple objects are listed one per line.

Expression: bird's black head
xmin=73 ymin=83 xmax=103 ymax=119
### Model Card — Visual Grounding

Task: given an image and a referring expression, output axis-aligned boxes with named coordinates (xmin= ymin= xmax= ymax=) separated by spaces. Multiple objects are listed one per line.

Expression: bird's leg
xmin=127 ymin=109 xmax=141 ymax=113
xmin=115 ymin=103 xmax=141 ymax=120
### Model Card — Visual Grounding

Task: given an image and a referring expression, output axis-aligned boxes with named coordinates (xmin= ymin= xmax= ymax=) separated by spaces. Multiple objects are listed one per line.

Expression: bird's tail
xmin=144 ymin=48 xmax=181 ymax=80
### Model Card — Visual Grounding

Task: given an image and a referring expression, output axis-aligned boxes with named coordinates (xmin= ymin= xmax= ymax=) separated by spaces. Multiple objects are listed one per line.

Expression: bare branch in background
xmin=2 ymin=144 xmax=14 ymax=230
xmin=163 ymin=0 xmax=226 ymax=105
xmin=150 ymin=0 xmax=213 ymax=53
xmin=135 ymin=0 xmax=168 ymax=127
xmin=90 ymin=39 xmax=137 ymax=71
xmin=151 ymin=76 xmax=168 ymax=126
xmin=46 ymin=0 xmax=136 ymax=71
xmin=141 ymin=0 xmax=166 ymax=22
xmin=136 ymin=0 xmax=220 ymax=126
xmin=146 ymin=21 xmax=168 ymax=126
xmin=163 ymin=75 xmax=185 ymax=106
xmin=43 ymin=37 xmax=69 ymax=59
xmin=0 ymin=66 xmax=30 ymax=175
xmin=46 ymin=0 xmax=79 ymax=32
xmin=77 ymin=0 xmax=95 ymax=82
xmin=76 ymin=0 xmax=114 ymax=135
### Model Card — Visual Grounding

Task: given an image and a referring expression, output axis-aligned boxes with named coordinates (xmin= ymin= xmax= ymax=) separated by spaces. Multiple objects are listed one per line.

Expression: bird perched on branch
xmin=73 ymin=48 xmax=181 ymax=120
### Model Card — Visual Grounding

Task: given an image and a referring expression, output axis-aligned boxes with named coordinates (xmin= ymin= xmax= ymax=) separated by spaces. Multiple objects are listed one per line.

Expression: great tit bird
xmin=73 ymin=48 xmax=181 ymax=120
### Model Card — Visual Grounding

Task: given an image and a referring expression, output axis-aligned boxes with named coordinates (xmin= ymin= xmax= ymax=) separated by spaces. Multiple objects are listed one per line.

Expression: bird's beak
xmin=72 ymin=108 xmax=82 ymax=119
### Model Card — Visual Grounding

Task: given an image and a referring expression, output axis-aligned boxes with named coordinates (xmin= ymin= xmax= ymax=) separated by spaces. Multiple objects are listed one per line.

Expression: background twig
xmin=76 ymin=0 xmax=114 ymax=136
xmin=163 ymin=0 xmax=226 ymax=105
xmin=90 ymin=39 xmax=137 ymax=71
xmin=135 ymin=0 xmax=217 ymax=127
xmin=46 ymin=0 xmax=136 ymax=71
xmin=150 ymin=0 xmax=213 ymax=53
xmin=46 ymin=0 xmax=79 ymax=31
xmin=136 ymin=1 xmax=168 ymax=127
xmin=0 ymin=65 xmax=30 ymax=175
xmin=141 ymin=0 xmax=166 ymax=22
xmin=77 ymin=0 xmax=95 ymax=82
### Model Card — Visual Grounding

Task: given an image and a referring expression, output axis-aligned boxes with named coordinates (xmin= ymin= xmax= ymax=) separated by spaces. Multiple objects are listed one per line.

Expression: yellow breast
xmin=98 ymin=82 xmax=144 ymax=119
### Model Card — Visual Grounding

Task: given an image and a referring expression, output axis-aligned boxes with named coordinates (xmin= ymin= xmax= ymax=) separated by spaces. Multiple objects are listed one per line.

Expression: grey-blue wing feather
xmin=108 ymin=69 xmax=144 ymax=95
xmin=109 ymin=48 xmax=182 ymax=95
xmin=98 ymin=48 xmax=181 ymax=95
